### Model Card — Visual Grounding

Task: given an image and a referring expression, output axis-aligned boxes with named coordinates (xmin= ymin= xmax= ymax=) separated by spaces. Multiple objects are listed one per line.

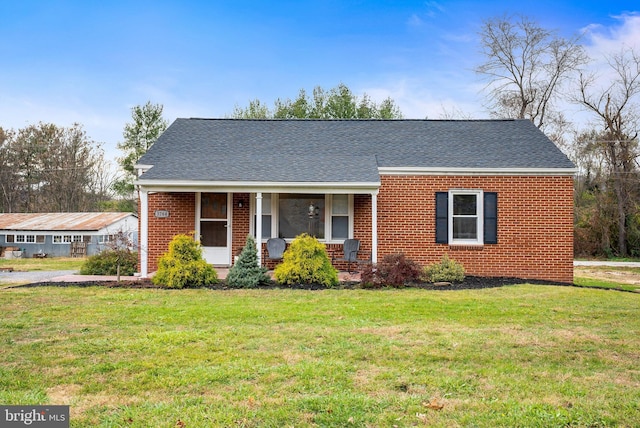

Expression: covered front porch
xmin=136 ymin=185 xmax=380 ymax=278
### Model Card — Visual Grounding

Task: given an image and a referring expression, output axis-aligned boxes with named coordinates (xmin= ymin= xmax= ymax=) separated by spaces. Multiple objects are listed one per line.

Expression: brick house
xmin=135 ymin=119 xmax=575 ymax=283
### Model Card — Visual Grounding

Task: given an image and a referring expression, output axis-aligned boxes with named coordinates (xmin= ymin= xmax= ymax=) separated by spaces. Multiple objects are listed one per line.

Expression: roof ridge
xmin=183 ymin=117 xmax=518 ymax=123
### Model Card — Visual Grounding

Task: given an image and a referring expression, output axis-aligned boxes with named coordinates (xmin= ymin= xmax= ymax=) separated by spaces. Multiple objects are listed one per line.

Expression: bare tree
xmin=437 ymin=104 xmax=474 ymax=120
xmin=476 ymin=15 xmax=587 ymax=134
xmin=12 ymin=124 xmax=50 ymax=211
xmin=0 ymin=123 xmax=112 ymax=213
xmin=0 ymin=127 xmax=21 ymax=212
xmin=576 ymin=48 xmax=640 ymax=256
xmin=41 ymin=124 xmax=101 ymax=212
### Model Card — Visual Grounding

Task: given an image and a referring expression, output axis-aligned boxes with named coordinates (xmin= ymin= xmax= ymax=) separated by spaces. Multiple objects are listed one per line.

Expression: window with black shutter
xmin=435 ymin=190 xmax=497 ymax=245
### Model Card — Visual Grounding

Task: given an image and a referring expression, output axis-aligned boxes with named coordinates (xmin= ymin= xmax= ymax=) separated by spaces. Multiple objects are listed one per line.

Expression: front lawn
xmin=574 ymin=265 xmax=640 ymax=292
xmin=1 ymin=285 xmax=638 ymax=427
xmin=0 ymin=257 xmax=85 ymax=272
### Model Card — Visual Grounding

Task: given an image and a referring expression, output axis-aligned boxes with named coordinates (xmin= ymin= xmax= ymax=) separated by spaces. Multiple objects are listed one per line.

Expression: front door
xmin=199 ymin=193 xmax=230 ymax=265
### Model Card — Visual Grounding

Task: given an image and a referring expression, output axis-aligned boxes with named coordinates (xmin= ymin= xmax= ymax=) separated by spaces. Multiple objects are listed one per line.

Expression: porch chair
xmin=264 ymin=237 xmax=286 ymax=266
xmin=331 ymin=238 xmax=371 ymax=273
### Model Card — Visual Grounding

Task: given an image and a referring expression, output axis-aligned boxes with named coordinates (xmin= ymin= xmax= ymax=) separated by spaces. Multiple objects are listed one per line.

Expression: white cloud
xmin=407 ymin=13 xmax=424 ymax=27
xmin=424 ymin=1 xmax=445 ymax=18
xmin=360 ymin=78 xmax=485 ymax=120
xmin=583 ymin=12 xmax=640 ymax=57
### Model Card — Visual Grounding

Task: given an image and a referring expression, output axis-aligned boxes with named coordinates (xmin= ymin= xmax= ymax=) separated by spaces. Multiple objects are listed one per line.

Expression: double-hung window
xmin=436 ymin=190 xmax=498 ymax=245
xmin=450 ymin=190 xmax=483 ymax=244
xmin=258 ymin=194 xmax=272 ymax=239
xmin=330 ymin=194 xmax=349 ymax=240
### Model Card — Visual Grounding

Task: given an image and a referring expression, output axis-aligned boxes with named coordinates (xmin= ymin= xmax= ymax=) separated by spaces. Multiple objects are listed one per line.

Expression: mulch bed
xmin=15 ymin=276 xmax=569 ymax=290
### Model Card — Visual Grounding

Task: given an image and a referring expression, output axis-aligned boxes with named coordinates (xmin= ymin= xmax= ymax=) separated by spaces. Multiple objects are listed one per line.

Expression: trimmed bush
xmin=423 ymin=254 xmax=465 ymax=283
xmin=152 ymin=233 xmax=218 ymax=288
xmin=359 ymin=262 xmax=383 ymax=288
xmin=273 ymin=234 xmax=339 ymax=287
xmin=360 ymin=253 xmax=422 ymax=288
xmin=80 ymin=250 xmax=138 ymax=276
xmin=226 ymin=235 xmax=270 ymax=288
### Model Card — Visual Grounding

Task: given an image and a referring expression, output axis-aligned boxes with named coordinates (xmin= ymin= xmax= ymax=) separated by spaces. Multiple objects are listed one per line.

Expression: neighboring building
xmin=0 ymin=212 xmax=138 ymax=258
xmin=135 ymin=119 xmax=575 ymax=283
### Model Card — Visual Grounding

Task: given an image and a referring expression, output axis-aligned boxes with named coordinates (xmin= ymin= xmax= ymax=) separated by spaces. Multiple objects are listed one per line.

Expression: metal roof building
xmin=0 ymin=212 xmax=138 ymax=259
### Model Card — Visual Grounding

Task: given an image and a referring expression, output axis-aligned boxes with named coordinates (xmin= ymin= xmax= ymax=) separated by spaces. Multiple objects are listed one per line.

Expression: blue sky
xmin=1 ymin=1 xmax=639 ymax=164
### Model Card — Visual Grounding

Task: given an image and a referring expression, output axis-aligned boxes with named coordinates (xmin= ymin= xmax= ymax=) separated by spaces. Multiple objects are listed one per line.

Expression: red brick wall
xmin=144 ymin=192 xmax=196 ymax=272
xmin=232 ymin=193 xmax=251 ymax=258
xmin=142 ymin=176 xmax=574 ymax=283
xmin=377 ymin=175 xmax=574 ymax=283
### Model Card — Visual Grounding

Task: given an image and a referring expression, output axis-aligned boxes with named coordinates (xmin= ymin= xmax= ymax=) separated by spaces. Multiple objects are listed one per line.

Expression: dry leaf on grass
xmin=423 ymin=398 xmax=444 ymax=410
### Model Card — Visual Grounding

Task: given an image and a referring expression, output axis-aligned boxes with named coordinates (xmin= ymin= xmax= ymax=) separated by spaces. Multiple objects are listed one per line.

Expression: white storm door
xmin=199 ymin=192 xmax=230 ymax=265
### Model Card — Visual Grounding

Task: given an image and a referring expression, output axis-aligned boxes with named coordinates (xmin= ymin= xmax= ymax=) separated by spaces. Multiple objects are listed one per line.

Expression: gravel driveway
xmin=0 ymin=270 xmax=79 ymax=284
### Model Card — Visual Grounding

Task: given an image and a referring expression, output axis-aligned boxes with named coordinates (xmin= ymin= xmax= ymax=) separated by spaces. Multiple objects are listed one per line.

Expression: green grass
xmin=1 ymin=285 xmax=639 ymax=427
xmin=574 ymin=265 xmax=640 ymax=292
xmin=0 ymin=257 xmax=85 ymax=271
xmin=573 ymin=276 xmax=640 ymax=292
xmin=575 ymin=256 xmax=640 ymax=262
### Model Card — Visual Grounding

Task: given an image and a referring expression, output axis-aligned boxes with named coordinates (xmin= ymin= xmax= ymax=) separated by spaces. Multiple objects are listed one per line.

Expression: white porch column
xmin=371 ymin=191 xmax=378 ymax=263
xmin=139 ymin=188 xmax=149 ymax=278
xmin=256 ymin=192 xmax=263 ymax=266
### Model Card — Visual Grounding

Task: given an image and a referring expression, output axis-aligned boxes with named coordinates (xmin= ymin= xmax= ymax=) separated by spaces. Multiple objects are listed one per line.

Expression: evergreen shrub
xmin=423 ymin=254 xmax=465 ymax=283
xmin=152 ymin=233 xmax=218 ymax=288
xmin=80 ymin=250 xmax=137 ymax=276
xmin=273 ymin=234 xmax=339 ymax=287
xmin=226 ymin=235 xmax=271 ymax=288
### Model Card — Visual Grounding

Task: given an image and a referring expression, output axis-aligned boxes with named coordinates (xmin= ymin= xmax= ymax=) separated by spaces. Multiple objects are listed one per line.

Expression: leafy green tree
xmin=226 ymin=235 xmax=270 ymax=288
xmin=230 ymin=99 xmax=271 ymax=119
xmin=115 ymin=101 xmax=168 ymax=196
xmin=231 ymin=83 xmax=403 ymax=119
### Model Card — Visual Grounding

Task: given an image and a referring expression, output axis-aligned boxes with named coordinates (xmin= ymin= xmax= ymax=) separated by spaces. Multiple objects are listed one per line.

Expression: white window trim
xmin=53 ymin=234 xmax=87 ymax=244
xmin=448 ymin=189 xmax=484 ymax=245
xmin=5 ymin=234 xmax=45 ymax=243
xmin=328 ymin=194 xmax=352 ymax=241
xmin=252 ymin=193 xmax=354 ymax=243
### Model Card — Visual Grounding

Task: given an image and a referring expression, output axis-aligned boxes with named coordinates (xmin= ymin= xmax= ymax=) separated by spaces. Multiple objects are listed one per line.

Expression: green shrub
xmin=423 ymin=254 xmax=465 ymax=283
xmin=226 ymin=235 xmax=270 ymax=288
xmin=152 ymin=233 xmax=218 ymax=288
xmin=273 ymin=234 xmax=339 ymax=287
xmin=360 ymin=253 xmax=422 ymax=288
xmin=80 ymin=250 xmax=138 ymax=276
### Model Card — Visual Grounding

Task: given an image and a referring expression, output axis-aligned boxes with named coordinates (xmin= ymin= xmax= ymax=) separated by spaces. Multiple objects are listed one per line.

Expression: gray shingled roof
xmin=137 ymin=119 xmax=575 ymax=183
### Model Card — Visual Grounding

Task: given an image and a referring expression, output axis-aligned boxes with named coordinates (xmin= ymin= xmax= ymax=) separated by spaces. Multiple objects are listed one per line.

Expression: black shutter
xmin=435 ymin=192 xmax=448 ymax=244
xmin=484 ymin=192 xmax=498 ymax=244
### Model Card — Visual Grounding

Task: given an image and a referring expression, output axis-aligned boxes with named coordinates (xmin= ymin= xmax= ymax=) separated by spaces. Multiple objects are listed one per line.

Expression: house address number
xmin=154 ymin=210 xmax=170 ymax=218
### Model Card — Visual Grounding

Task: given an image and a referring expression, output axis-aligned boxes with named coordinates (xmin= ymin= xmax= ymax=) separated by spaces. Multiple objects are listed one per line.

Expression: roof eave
xmin=135 ymin=179 xmax=381 ymax=194
xmin=379 ymin=167 xmax=577 ymax=176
